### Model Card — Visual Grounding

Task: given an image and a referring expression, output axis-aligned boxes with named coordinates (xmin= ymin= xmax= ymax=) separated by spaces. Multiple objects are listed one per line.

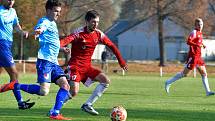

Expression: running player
xmin=165 ymin=18 xmax=214 ymax=96
xmin=0 ymin=0 xmax=35 ymax=109
xmin=0 ymin=0 xmax=72 ymax=120
xmin=55 ymin=10 xmax=128 ymax=115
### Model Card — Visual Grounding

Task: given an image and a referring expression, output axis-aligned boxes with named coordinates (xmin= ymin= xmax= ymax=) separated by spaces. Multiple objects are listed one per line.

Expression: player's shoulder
xmin=189 ymin=29 xmax=197 ymax=37
xmin=38 ymin=17 xmax=50 ymax=25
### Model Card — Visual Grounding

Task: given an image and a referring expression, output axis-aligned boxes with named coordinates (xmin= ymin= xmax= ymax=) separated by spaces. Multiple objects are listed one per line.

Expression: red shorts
xmin=185 ymin=56 xmax=205 ymax=70
xmin=67 ymin=65 xmax=101 ymax=84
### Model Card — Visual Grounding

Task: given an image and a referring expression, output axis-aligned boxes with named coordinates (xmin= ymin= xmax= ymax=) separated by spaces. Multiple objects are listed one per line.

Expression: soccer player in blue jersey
xmin=0 ymin=0 xmax=35 ymax=109
xmin=0 ymin=0 xmax=72 ymax=120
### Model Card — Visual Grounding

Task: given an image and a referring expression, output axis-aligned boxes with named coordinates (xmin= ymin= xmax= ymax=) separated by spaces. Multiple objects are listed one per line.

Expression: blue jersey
xmin=35 ymin=17 xmax=60 ymax=65
xmin=0 ymin=5 xmax=19 ymax=42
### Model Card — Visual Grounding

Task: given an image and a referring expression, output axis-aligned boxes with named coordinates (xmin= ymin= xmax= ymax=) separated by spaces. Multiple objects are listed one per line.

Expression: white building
xmin=106 ymin=16 xmax=215 ymax=61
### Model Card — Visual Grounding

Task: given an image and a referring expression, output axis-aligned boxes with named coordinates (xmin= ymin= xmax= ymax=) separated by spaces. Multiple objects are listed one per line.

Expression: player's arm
xmin=33 ymin=19 xmax=48 ymax=40
xmin=201 ymin=42 xmax=206 ymax=49
xmin=14 ymin=23 xmax=29 ymax=38
xmin=102 ymin=35 xmax=128 ymax=71
xmin=60 ymin=47 xmax=70 ymax=54
xmin=33 ymin=27 xmax=46 ymax=40
xmin=13 ymin=11 xmax=29 ymax=38
xmin=60 ymin=33 xmax=76 ymax=47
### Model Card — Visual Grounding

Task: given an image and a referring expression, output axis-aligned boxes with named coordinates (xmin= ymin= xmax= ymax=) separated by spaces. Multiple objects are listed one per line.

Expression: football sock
xmin=12 ymin=80 xmax=23 ymax=103
xmin=15 ymin=83 xmax=41 ymax=95
xmin=85 ymin=83 xmax=109 ymax=105
xmin=202 ymin=75 xmax=211 ymax=93
xmin=49 ymin=92 xmax=71 ymax=115
xmin=52 ymin=88 xmax=69 ymax=116
xmin=166 ymin=72 xmax=184 ymax=85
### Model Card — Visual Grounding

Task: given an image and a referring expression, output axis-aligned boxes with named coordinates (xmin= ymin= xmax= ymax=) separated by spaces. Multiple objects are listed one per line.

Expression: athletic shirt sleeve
xmin=13 ymin=9 xmax=19 ymax=26
xmin=34 ymin=17 xmax=48 ymax=33
xmin=60 ymin=28 xmax=80 ymax=47
xmin=99 ymin=31 xmax=126 ymax=67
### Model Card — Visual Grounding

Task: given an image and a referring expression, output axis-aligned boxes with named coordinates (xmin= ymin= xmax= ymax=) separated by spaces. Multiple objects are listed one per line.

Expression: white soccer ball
xmin=110 ymin=106 xmax=127 ymax=121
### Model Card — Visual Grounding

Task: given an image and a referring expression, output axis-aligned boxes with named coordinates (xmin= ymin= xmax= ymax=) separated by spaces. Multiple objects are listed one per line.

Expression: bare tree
xmin=10 ymin=0 xmax=121 ymax=59
xmin=119 ymin=0 xmax=213 ymax=66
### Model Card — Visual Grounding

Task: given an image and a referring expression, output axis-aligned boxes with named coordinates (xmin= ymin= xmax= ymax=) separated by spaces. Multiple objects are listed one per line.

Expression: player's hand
xmin=22 ymin=31 xmax=29 ymax=38
xmin=200 ymin=44 xmax=206 ymax=49
xmin=61 ymin=47 xmax=71 ymax=54
xmin=122 ymin=64 xmax=128 ymax=71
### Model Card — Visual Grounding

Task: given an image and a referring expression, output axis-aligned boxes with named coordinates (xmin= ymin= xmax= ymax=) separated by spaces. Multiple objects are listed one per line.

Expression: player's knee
xmin=57 ymin=77 xmax=70 ymax=91
xmin=39 ymin=87 xmax=50 ymax=96
xmin=61 ymin=83 xmax=70 ymax=91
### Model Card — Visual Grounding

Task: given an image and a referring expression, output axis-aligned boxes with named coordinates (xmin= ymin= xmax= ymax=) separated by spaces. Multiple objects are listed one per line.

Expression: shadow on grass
xmin=0 ymin=107 xmax=215 ymax=121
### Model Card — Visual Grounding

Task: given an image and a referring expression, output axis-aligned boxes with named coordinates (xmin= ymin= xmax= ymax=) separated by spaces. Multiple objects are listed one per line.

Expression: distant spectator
xmin=101 ymin=49 xmax=108 ymax=73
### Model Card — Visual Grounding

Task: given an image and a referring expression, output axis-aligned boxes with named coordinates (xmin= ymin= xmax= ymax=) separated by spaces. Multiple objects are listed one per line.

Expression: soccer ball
xmin=110 ymin=106 xmax=127 ymax=121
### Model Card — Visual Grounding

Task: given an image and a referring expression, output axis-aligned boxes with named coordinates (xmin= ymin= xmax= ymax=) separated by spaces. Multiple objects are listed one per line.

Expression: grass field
xmin=1 ymin=72 xmax=215 ymax=121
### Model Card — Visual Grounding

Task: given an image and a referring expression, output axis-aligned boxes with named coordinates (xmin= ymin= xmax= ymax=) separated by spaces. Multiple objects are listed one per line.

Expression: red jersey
xmin=187 ymin=29 xmax=203 ymax=57
xmin=60 ymin=26 xmax=126 ymax=71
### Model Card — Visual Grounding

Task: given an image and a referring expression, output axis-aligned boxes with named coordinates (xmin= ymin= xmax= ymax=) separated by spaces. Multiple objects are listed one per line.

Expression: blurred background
xmin=3 ymin=0 xmax=215 ymax=73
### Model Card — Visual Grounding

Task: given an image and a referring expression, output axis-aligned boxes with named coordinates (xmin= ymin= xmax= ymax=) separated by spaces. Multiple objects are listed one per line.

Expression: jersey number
xmin=71 ymin=75 xmax=77 ymax=80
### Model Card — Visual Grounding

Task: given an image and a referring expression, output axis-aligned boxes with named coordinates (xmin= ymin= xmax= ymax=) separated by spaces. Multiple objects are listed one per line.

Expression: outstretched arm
xmin=60 ymin=34 xmax=76 ymax=47
xmin=14 ymin=24 xmax=29 ymax=38
xmin=102 ymin=36 xmax=128 ymax=71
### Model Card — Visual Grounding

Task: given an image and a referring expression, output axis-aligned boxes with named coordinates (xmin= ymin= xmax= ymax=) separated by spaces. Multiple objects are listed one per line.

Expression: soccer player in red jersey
xmin=58 ymin=10 xmax=128 ymax=115
xmin=165 ymin=18 xmax=214 ymax=96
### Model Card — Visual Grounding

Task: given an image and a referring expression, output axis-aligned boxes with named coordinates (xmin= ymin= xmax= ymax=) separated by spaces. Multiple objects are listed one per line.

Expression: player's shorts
xmin=36 ymin=59 xmax=66 ymax=84
xmin=185 ymin=56 xmax=205 ymax=70
xmin=66 ymin=65 xmax=101 ymax=87
xmin=0 ymin=40 xmax=15 ymax=67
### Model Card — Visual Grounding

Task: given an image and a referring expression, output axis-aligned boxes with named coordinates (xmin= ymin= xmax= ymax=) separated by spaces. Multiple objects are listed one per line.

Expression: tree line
xmin=2 ymin=0 xmax=214 ymax=63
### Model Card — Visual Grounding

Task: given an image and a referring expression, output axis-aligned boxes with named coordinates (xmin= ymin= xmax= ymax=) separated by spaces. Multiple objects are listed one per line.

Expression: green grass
xmin=1 ymin=73 xmax=215 ymax=121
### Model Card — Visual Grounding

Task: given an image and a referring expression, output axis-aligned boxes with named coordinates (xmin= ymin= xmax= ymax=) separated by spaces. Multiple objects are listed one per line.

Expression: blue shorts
xmin=0 ymin=40 xmax=15 ymax=67
xmin=36 ymin=59 xmax=66 ymax=84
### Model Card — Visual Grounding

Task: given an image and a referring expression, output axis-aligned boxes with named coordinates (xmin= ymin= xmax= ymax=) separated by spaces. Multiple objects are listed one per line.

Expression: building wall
xmin=117 ymin=17 xmax=189 ymax=61
xmin=92 ymin=44 xmax=105 ymax=60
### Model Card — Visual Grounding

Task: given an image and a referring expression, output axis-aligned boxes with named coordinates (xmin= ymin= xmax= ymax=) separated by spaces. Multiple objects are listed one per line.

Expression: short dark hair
xmin=85 ymin=10 xmax=100 ymax=21
xmin=45 ymin=0 xmax=61 ymax=10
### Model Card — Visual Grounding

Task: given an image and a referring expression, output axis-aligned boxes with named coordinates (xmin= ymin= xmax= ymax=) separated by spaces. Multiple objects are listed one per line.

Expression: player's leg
xmin=7 ymin=59 xmax=53 ymax=96
xmin=48 ymin=67 xmax=80 ymax=117
xmin=15 ymin=59 xmax=52 ymax=96
xmin=4 ymin=66 xmax=35 ymax=109
xmin=82 ymin=69 xmax=110 ymax=115
xmin=48 ymin=81 xmax=78 ymax=117
xmin=197 ymin=65 xmax=214 ymax=96
xmin=49 ymin=65 xmax=71 ymax=120
xmin=165 ymin=57 xmax=194 ymax=93
xmin=50 ymin=77 xmax=71 ymax=120
xmin=0 ymin=41 xmax=35 ymax=109
xmin=165 ymin=67 xmax=191 ymax=93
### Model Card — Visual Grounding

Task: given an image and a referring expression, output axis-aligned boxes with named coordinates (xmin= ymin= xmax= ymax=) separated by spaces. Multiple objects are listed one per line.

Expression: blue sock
xmin=15 ymin=83 xmax=40 ymax=95
xmin=13 ymin=82 xmax=23 ymax=104
xmin=52 ymin=88 xmax=69 ymax=116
